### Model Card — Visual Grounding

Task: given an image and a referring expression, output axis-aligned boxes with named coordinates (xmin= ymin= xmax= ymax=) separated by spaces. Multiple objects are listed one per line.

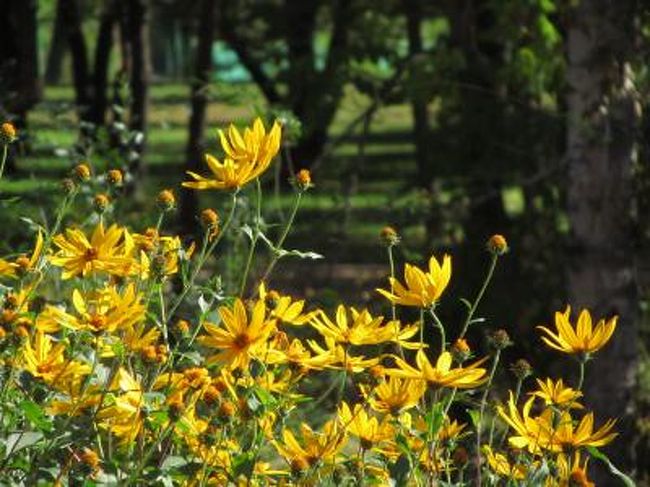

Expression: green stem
xmin=577 ymin=360 xmax=586 ymax=391
xmin=239 ymin=178 xmax=262 ymax=295
xmin=459 ymin=254 xmax=498 ymax=339
xmin=259 ymin=190 xmax=303 ymax=284
xmin=475 ymin=349 xmax=501 ymax=487
xmin=429 ymin=308 xmax=446 ymax=354
xmin=387 ymin=245 xmax=396 ymax=321
xmin=0 ymin=145 xmax=7 ymax=182
xmin=166 ymin=192 xmax=238 ymax=320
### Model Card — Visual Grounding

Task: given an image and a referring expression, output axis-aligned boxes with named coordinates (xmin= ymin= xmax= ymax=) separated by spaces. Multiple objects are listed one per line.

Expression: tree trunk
xmin=0 ymin=0 xmax=41 ymax=172
xmin=566 ymin=0 xmax=639 ymax=476
xmin=123 ymin=0 xmax=151 ymax=178
xmin=60 ymin=0 xmax=91 ymax=122
xmin=44 ymin=1 xmax=67 ymax=85
xmin=403 ymin=0 xmax=433 ymax=186
xmin=88 ymin=0 xmax=117 ymax=126
xmin=181 ymin=0 xmax=217 ymax=235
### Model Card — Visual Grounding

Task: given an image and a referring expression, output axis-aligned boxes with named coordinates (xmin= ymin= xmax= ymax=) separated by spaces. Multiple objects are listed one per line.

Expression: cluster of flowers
xmin=0 ymin=119 xmax=620 ymax=485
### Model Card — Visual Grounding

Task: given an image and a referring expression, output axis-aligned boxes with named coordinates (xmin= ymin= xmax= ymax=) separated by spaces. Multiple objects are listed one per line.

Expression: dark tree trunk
xmin=60 ymin=0 xmax=91 ymax=122
xmin=45 ymin=1 xmax=67 ymax=85
xmin=287 ymin=0 xmax=352 ymax=170
xmin=88 ymin=0 xmax=117 ymax=126
xmin=403 ymin=0 xmax=433 ymax=186
xmin=0 ymin=0 xmax=41 ymax=173
xmin=566 ymin=0 xmax=639 ymax=477
xmin=181 ymin=0 xmax=217 ymax=234
xmin=123 ymin=0 xmax=151 ymax=177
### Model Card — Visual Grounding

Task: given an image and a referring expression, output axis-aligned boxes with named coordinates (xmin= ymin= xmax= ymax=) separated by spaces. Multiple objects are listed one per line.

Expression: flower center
xmin=233 ymin=333 xmax=251 ymax=350
xmin=84 ymin=247 xmax=98 ymax=262
xmin=89 ymin=314 xmax=107 ymax=331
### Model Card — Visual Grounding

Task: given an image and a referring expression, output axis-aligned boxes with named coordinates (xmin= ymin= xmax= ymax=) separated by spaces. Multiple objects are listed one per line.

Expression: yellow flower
xmin=274 ymin=420 xmax=346 ymax=472
xmin=50 ymin=222 xmax=133 ymax=279
xmin=36 ymin=284 xmax=145 ymax=334
xmin=310 ymin=305 xmax=419 ymax=347
xmin=19 ymin=332 xmax=91 ymax=387
xmin=483 ymin=445 xmax=529 ymax=480
xmin=259 ymin=283 xmax=314 ymax=325
xmin=0 ymin=230 xmax=43 ymax=278
xmin=387 ymin=349 xmax=488 ymax=389
xmin=546 ymin=451 xmax=594 ymax=487
xmin=539 ymin=409 xmax=617 ymax=452
xmin=530 ymin=378 xmax=583 ymax=409
xmin=365 ymin=376 xmax=426 ymax=415
xmin=338 ymin=402 xmax=394 ymax=449
xmin=183 ymin=117 xmax=281 ymax=191
xmin=308 ymin=337 xmax=380 ymax=373
xmin=377 ymin=254 xmax=451 ymax=308
xmin=197 ymin=298 xmax=275 ymax=370
xmin=266 ymin=337 xmax=333 ymax=371
xmin=497 ymin=393 xmax=546 ymax=453
xmin=98 ymin=368 xmax=145 ymax=445
xmin=537 ymin=306 xmax=617 ymax=356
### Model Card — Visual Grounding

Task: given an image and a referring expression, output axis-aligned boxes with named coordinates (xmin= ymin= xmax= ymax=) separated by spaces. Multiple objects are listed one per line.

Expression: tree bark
xmin=123 ymin=0 xmax=151 ymax=177
xmin=60 ymin=0 xmax=91 ymax=122
xmin=181 ymin=0 xmax=217 ymax=234
xmin=403 ymin=0 xmax=433 ymax=186
xmin=88 ymin=0 xmax=117 ymax=126
xmin=45 ymin=1 xmax=67 ymax=85
xmin=566 ymin=0 xmax=639 ymax=475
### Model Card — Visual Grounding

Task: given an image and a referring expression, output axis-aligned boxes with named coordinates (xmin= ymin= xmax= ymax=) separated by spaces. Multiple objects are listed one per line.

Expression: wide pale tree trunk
xmin=566 ymin=0 xmax=639 ymax=475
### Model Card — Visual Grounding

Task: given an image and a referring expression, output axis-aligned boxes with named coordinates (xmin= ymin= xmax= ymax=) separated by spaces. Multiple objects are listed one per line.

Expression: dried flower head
xmin=107 ymin=169 xmax=123 ymax=186
xmin=379 ymin=226 xmax=400 ymax=247
xmin=73 ymin=163 xmax=92 ymax=182
xmin=156 ymin=189 xmax=176 ymax=211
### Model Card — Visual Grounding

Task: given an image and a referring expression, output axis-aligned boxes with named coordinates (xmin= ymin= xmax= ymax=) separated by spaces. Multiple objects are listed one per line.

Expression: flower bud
xmin=61 ymin=178 xmax=77 ymax=195
xmin=510 ymin=359 xmax=533 ymax=381
xmin=156 ymin=189 xmax=176 ymax=211
xmin=1 ymin=122 xmax=17 ymax=145
xmin=487 ymin=234 xmax=508 ymax=255
xmin=487 ymin=328 xmax=513 ymax=351
xmin=107 ymin=169 xmax=123 ymax=186
xmin=176 ymin=319 xmax=190 ymax=335
xmin=93 ymin=193 xmax=110 ymax=213
xmin=451 ymin=338 xmax=471 ymax=362
xmin=379 ymin=226 xmax=400 ymax=247
xmin=79 ymin=448 xmax=100 ymax=470
xmin=73 ymin=163 xmax=92 ymax=182
xmin=200 ymin=208 xmax=219 ymax=228
xmin=294 ymin=169 xmax=313 ymax=191
xmin=217 ymin=401 xmax=236 ymax=421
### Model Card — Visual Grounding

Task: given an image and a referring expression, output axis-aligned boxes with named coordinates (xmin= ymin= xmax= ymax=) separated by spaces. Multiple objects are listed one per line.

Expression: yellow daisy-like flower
xmin=0 ymin=230 xmax=43 ymax=278
xmin=537 ymin=306 xmax=617 ymax=356
xmin=553 ymin=451 xmax=594 ymax=487
xmin=338 ymin=402 xmax=394 ymax=450
xmin=36 ymin=284 xmax=145 ymax=334
xmin=539 ymin=409 xmax=617 ymax=452
xmin=310 ymin=305 xmax=419 ymax=348
xmin=182 ymin=117 xmax=281 ymax=191
xmin=98 ymin=368 xmax=145 ymax=445
xmin=274 ymin=420 xmax=346 ymax=472
xmin=365 ymin=376 xmax=426 ymax=415
xmin=386 ymin=349 xmax=488 ymax=390
xmin=18 ymin=332 xmax=91 ymax=387
xmin=259 ymin=283 xmax=314 ymax=325
xmin=197 ymin=298 xmax=276 ymax=370
xmin=497 ymin=393 xmax=547 ymax=454
xmin=377 ymin=254 xmax=451 ymax=308
xmin=308 ymin=337 xmax=380 ymax=373
xmin=530 ymin=377 xmax=583 ymax=409
xmin=50 ymin=222 xmax=133 ymax=279
xmin=482 ymin=445 xmax=530 ymax=480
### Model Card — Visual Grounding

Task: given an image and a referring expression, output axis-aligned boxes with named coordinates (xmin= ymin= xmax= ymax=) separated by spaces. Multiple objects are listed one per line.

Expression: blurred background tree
xmin=1 ymin=0 xmax=650 ymax=481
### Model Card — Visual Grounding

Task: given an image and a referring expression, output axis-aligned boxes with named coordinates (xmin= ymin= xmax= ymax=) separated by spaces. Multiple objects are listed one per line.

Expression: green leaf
xmin=4 ymin=431 xmax=43 ymax=455
xmin=586 ymin=447 xmax=635 ymax=487
xmin=19 ymin=400 xmax=52 ymax=432
xmin=467 ymin=409 xmax=480 ymax=428
xmin=231 ymin=452 xmax=255 ymax=479
xmin=389 ymin=454 xmax=411 ymax=487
